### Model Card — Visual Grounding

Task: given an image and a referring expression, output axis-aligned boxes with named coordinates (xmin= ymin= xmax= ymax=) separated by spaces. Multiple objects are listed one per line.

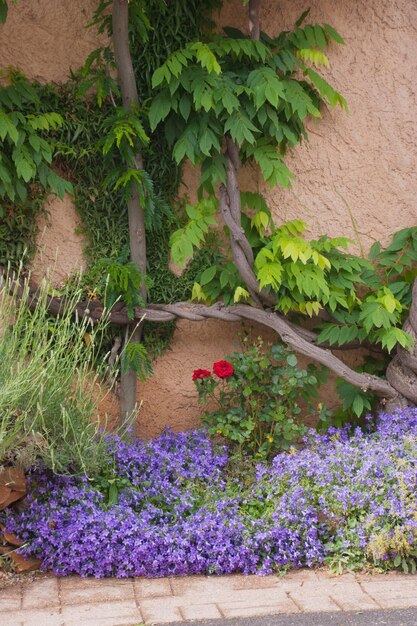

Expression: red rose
xmin=213 ymin=360 xmax=234 ymax=379
xmin=192 ymin=369 xmax=211 ymax=381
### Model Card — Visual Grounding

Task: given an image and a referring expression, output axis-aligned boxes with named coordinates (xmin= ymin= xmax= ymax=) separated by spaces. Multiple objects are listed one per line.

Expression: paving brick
xmin=0 ymin=616 xmax=18 ymax=626
xmin=62 ymin=599 xmax=142 ymax=625
xmin=60 ymin=576 xmax=132 ymax=591
xmin=0 ymin=583 xmax=23 ymax=598
xmin=363 ymin=577 xmax=417 ymax=591
xmin=355 ymin=572 xmax=403 ymax=583
xmin=315 ymin=570 xmax=357 ymax=583
xmin=0 ymin=583 xmax=22 ymax=611
xmin=327 ymin=582 xmax=379 ymax=611
xmin=171 ymin=582 xmax=290 ymax=606
xmin=217 ymin=588 xmax=298 ymax=618
xmin=170 ymin=575 xmax=236 ymax=597
xmin=297 ymin=579 xmax=363 ymax=594
xmin=0 ymin=596 xmax=22 ymax=612
xmin=287 ymin=579 xmax=363 ymax=599
xmin=5 ymin=571 xmax=417 ymax=625
xmin=140 ymin=597 xmax=183 ymax=623
xmin=180 ymin=602 xmax=223 ymax=620
xmin=288 ymin=589 xmax=341 ymax=612
xmin=232 ymin=574 xmax=287 ymax=591
xmin=2 ymin=608 xmax=64 ymax=626
xmin=61 ymin=578 xmax=135 ymax=605
xmin=280 ymin=569 xmax=320 ymax=584
xmin=361 ymin=579 xmax=417 ymax=609
xmin=219 ymin=599 xmax=299 ymax=619
xmin=141 ymin=583 xmax=262 ymax=622
xmin=221 ymin=587 xmax=292 ymax=605
xmin=22 ymin=577 xmax=60 ymax=609
xmin=134 ymin=577 xmax=173 ymax=598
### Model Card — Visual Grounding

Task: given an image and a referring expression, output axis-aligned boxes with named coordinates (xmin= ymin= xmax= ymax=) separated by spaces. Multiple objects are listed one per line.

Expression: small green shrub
xmin=0 ymin=268 xmax=119 ymax=476
xmin=193 ymin=338 xmax=329 ymax=458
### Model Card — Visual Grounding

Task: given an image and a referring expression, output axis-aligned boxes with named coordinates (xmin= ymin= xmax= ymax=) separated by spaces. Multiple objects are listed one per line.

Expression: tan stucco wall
xmin=1 ymin=0 xmax=416 ymax=436
xmin=0 ymin=0 xmax=100 ymax=281
xmin=0 ymin=0 xmax=104 ymax=83
xmin=31 ymin=194 xmax=85 ymax=286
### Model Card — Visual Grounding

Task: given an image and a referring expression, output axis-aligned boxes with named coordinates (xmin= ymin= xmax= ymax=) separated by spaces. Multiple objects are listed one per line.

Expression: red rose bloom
xmin=192 ymin=369 xmax=211 ymax=381
xmin=213 ymin=360 xmax=234 ymax=379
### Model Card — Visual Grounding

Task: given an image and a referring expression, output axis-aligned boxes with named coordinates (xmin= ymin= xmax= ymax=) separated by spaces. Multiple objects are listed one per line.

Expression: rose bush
xmin=193 ymin=339 xmax=328 ymax=458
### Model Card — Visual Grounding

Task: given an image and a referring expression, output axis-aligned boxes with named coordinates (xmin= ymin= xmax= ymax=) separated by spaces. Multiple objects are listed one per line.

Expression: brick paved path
xmin=1 ymin=570 xmax=417 ymax=626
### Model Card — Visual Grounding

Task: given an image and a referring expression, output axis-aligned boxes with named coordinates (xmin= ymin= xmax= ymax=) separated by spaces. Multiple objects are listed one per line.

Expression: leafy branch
xmin=148 ymin=4 xmax=417 ymax=415
xmin=0 ymin=73 xmax=73 ymax=202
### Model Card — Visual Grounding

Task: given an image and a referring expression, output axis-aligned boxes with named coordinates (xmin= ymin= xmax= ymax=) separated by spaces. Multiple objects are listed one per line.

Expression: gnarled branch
xmin=4 ymin=268 xmax=399 ymax=402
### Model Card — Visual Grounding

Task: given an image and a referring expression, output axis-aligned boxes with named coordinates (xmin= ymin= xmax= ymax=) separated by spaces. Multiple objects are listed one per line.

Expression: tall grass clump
xmin=0 ymin=267 xmax=116 ymax=476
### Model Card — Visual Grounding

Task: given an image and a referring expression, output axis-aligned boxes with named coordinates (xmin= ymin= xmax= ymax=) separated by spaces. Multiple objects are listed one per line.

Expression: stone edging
xmin=1 ymin=569 xmax=417 ymax=625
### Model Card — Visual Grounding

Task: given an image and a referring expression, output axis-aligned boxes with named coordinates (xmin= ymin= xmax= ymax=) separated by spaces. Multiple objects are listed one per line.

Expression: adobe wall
xmin=1 ymin=0 xmax=416 ymax=437
xmin=0 ymin=0 xmax=104 ymax=83
xmin=188 ymin=0 xmax=417 ymax=249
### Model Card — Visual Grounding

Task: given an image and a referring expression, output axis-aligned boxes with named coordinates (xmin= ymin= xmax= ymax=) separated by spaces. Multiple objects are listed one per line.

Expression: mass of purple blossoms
xmin=4 ymin=408 xmax=417 ymax=577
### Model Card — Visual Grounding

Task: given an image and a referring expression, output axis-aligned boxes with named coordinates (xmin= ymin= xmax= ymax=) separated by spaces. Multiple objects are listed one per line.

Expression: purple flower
xmin=3 ymin=409 xmax=417 ymax=577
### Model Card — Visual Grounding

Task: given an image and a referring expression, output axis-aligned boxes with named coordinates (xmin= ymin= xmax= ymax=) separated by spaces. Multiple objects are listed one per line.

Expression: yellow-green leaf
xmin=233 ymin=286 xmax=250 ymax=303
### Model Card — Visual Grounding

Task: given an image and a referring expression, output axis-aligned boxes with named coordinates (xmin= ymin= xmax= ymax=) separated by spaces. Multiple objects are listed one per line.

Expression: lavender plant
xmin=0 ymin=268 xmax=115 ymax=475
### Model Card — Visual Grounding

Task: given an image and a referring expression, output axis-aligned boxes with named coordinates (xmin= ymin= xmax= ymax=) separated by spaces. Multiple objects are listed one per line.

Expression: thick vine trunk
xmin=10 ymin=267 xmax=412 ymax=405
xmin=112 ymin=0 xmax=146 ymax=423
xmin=385 ymin=280 xmax=417 ymax=410
xmin=6 ymin=264 xmax=416 ymax=406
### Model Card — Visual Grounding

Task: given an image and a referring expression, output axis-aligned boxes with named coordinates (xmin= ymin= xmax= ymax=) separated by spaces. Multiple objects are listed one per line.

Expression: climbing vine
xmin=1 ymin=0 xmax=416 ymax=422
xmin=147 ymin=1 xmax=417 ymax=415
xmin=0 ymin=0 xmax=221 ymax=356
xmin=0 ymin=72 xmax=73 ymax=265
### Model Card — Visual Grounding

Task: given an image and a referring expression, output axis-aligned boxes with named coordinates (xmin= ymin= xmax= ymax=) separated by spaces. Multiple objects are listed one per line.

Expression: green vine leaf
xmin=149 ymin=16 xmax=347 ymax=193
xmin=233 ymin=286 xmax=250 ymax=303
xmin=191 ymin=43 xmax=221 ymax=75
xmin=297 ymin=48 xmax=330 ymax=68
xmin=305 ymin=68 xmax=348 ymax=110
xmin=0 ymin=0 xmax=8 ymax=23
xmin=224 ymin=113 xmax=258 ymax=145
xmin=170 ymin=198 xmax=217 ymax=267
xmin=323 ymin=23 xmax=346 ymax=45
xmin=0 ymin=78 xmax=73 ymax=204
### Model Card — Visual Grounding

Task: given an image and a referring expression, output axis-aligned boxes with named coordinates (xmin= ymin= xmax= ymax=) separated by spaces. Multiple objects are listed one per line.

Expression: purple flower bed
xmin=4 ymin=409 xmax=417 ymax=577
